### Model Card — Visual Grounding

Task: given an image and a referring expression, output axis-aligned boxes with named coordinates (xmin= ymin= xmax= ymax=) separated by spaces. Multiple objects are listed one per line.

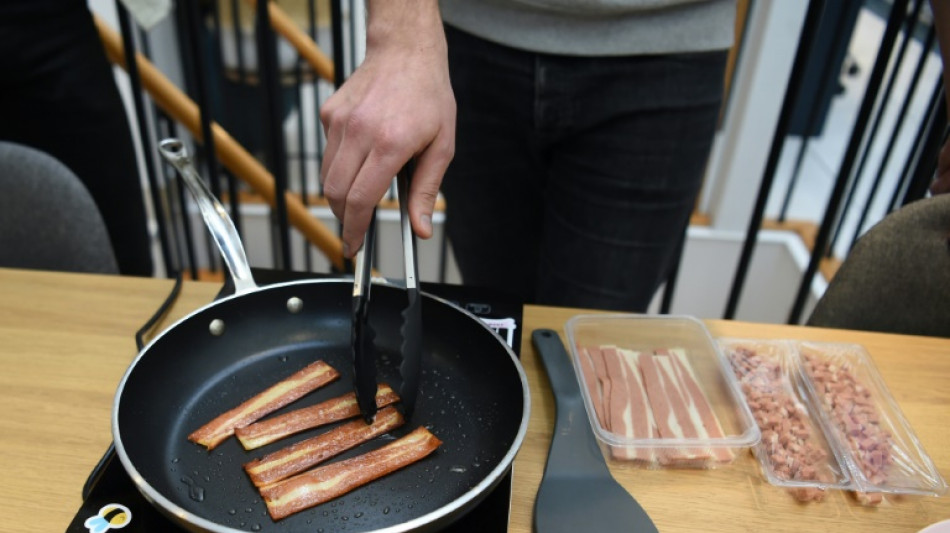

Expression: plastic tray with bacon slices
xmin=565 ymin=314 xmax=760 ymax=470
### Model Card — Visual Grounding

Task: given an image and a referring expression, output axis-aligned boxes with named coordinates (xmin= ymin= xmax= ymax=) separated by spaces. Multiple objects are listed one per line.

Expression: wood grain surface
xmin=0 ymin=268 xmax=947 ymax=532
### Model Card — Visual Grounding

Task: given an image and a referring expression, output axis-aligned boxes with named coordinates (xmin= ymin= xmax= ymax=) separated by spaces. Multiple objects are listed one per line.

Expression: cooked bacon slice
xmin=188 ymin=360 xmax=339 ymax=450
xmin=235 ymin=384 xmax=400 ymax=450
xmin=244 ymin=406 xmax=405 ymax=487
xmin=261 ymin=426 xmax=442 ymax=520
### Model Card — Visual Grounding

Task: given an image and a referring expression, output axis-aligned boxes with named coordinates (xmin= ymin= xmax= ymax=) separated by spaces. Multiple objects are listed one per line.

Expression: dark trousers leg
xmin=442 ymin=25 xmax=726 ymax=311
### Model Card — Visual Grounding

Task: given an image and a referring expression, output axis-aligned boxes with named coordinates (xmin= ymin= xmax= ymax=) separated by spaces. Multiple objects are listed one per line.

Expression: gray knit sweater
xmin=439 ymin=0 xmax=736 ymax=56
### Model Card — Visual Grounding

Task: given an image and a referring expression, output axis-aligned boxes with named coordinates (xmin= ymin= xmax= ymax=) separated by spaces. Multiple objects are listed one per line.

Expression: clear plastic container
xmin=718 ymin=338 xmax=947 ymax=505
xmin=795 ymin=341 xmax=948 ymax=504
xmin=565 ymin=314 xmax=760 ymax=469
xmin=718 ymin=339 xmax=851 ymax=503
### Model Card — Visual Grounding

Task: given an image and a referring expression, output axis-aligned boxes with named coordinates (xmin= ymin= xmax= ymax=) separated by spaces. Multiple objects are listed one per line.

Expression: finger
xmin=408 ymin=133 xmax=454 ymax=239
xmin=931 ymin=172 xmax=950 ymax=196
xmin=341 ymin=149 xmax=404 ymax=257
xmin=319 ymin=95 xmax=344 ymax=187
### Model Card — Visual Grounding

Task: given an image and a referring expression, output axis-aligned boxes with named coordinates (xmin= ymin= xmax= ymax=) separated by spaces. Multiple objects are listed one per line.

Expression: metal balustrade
xmin=102 ymin=0 xmax=945 ymax=322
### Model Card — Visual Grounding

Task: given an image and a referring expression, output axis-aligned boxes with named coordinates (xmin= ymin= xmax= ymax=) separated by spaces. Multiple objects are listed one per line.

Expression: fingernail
xmin=421 ymin=214 xmax=432 ymax=235
xmin=343 ymin=242 xmax=351 ymax=257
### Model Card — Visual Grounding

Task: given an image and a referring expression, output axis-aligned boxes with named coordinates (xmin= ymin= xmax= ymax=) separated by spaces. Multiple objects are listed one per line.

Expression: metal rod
xmin=178 ymin=0 xmax=224 ymax=273
xmin=849 ymin=24 xmax=935 ymax=250
xmin=230 ymin=0 xmax=248 ymax=82
xmin=295 ymin=57 xmax=313 ymax=271
xmin=256 ymin=0 xmax=292 ymax=269
xmin=777 ymin=2 xmax=858 ymax=223
xmin=889 ymin=78 xmax=944 ymax=210
xmin=903 ymin=98 xmax=948 ymax=204
xmin=184 ymin=0 xmax=223 ymax=201
xmin=209 ymin=0 xmax=244 ymax=240
xmin=115 ymin=1 xmax=175 ymax=277
xmin=330 ymin=0 xmax=346 ymax=89
xmin=787 ymin=0 xmax=910 ymax=324
xmin=826 ymin=0 xmax=921 ymax=257
xmin=659 ymin=228 xmax=687 ymax=314
xmin=722 ymin=0 xmax=827 ymax=319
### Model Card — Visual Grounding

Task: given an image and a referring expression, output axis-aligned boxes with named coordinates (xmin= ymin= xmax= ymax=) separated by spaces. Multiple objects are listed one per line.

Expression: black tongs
xmin=395 ymin=161 xmax=422 ymax=420
xmin=351 ymin=162 xmax=423 ymax=423
xmin=352 ymin=209 xmax=378 ymax=423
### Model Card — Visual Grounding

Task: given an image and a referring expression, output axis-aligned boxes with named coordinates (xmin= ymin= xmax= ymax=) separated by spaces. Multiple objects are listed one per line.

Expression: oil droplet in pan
xmin=179 ymin=476 xmax=205 ymax=502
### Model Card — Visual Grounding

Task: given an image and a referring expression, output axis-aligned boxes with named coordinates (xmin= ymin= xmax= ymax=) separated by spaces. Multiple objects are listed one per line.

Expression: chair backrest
xmin=0 ymin=141 xmax=119 ymax=274
xmin=807 ymin=194 xmax=950 ymax=338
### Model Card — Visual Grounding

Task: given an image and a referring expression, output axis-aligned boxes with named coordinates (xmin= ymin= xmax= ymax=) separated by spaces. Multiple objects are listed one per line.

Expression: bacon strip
xmin=188 ymin=360 xmax=339 ymax=450
xmin=613 ymin=349 xmax=658 ymax=462
xmin=244 ymin=406 xmax=405 ymax=487
xmin=586 ymin=346 xmax=612 ymax=429
xmin=235 ymin=384 xmax=400 ymax=450
xmin=661 ymin=349 xmax=734 ymax=463
xmin=576 ymin=347 xmax=606 ymax=427
xmin=261 ymin=426 xmax=442 ymax=520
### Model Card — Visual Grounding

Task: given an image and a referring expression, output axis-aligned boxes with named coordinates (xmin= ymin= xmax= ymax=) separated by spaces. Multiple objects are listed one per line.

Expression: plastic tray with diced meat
xmin=718 ymin=339 xmax=852 ymax=502
xmin=719 ymin=338 xmax=947 ymax=506
xmin=566 ymin=315 xmax=760 ymax=469
xmin=795 ymin=341 xmax=948 ymax=505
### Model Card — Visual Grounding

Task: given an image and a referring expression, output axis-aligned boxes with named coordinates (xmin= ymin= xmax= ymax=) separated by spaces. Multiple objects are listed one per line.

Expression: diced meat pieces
xmin=260 ymin=426 xmax=442 ymax=520
xmin=800 ymin=346 xmax=893 ymax=506
xmin=188 ymin=360 xmax=340 ymax=450
xmin=235 ymin=384 xmax=400 ymax=450
xmin=725 ymin=346 xmax=830 ymax=503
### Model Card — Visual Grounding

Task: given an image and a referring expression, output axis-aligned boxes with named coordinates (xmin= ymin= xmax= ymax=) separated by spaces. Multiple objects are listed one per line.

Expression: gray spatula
xmin=531 ymin=329 xmax=659 ymax=533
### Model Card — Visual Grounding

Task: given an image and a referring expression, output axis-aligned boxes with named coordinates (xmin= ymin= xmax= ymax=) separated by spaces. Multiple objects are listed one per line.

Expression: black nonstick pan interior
xmin=113 ymin=279 xmax=528 ymax=533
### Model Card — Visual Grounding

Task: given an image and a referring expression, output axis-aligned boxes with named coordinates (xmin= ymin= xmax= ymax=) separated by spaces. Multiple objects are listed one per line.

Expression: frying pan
xmin=110 ymin=141 xmax=530 ymax=532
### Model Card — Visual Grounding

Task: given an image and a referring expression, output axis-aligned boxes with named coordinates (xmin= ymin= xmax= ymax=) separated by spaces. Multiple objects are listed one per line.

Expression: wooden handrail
xmin=95 ymin=15 xmax=345 ymax=271
xmin=247 ymin=0 xmax=335 ymax=83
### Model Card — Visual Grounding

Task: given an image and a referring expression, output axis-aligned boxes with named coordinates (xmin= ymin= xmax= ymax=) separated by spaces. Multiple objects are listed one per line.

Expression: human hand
xmin=931 ymin=135 xmax=950 ymax=195
xmin=320 ymin=0 xmax=455 ymax=258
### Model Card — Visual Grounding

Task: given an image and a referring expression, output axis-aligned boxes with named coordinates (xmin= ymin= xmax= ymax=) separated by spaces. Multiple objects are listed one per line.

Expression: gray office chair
xmin=807 ymin=194 xmax=950 ymax=338
xmin=0 ymin=141 xmax=119 ymax=274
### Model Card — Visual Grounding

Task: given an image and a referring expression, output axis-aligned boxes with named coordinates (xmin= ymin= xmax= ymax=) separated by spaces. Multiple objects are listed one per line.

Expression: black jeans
xmin=441 ymin=25 xmax=727 ymax=311
xmin=0 ymin=1 xmax=153 ymax=276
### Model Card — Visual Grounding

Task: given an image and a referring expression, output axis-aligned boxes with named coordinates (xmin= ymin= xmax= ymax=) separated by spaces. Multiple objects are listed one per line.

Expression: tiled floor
xmin=768 ymin=5 xmax=942 ymax=260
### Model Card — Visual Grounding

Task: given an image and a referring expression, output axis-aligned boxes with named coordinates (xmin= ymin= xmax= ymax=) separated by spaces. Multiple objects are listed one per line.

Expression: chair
xmin=0 ymin=141 xmax=119 ymax=274
xmin=807 ymin=194 xmax=950 ymax=338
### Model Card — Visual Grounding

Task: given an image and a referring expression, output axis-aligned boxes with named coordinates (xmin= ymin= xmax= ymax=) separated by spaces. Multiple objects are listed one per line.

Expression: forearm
xmin=365 ymin=0 xmax=445 ymax=53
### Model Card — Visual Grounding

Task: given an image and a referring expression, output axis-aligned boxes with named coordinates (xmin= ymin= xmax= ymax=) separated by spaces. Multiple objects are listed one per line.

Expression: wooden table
xmin=1 ymin=268 xmax=948 ymax=532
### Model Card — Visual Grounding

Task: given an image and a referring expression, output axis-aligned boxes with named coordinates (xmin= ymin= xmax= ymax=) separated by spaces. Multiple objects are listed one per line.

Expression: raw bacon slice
xmin=661 ymin=349 xmax=735 ymax=463
xmin=188 ymin=360 xmax=339 ymax=450
xmin=261 ymin=426 xmax=442 ymax=520
xmin=611 ymin=350 xmax=659 ymax=462
xmin=235 ymin=384 xmax=400 ymax=450
xmin=576 ymin=347 xmax=607 ymax=427
xmin=585 ymin=346 xmax=612 ymax=430
xmin=244 ymin=406 xmax=405 ymax=487
xmin=639 ymin=351 xmax=713 ymax=466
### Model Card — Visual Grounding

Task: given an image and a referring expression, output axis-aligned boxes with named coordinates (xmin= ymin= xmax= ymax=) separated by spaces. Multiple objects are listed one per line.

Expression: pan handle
xmin=158 ymin=138 xmax=259 ymax=295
